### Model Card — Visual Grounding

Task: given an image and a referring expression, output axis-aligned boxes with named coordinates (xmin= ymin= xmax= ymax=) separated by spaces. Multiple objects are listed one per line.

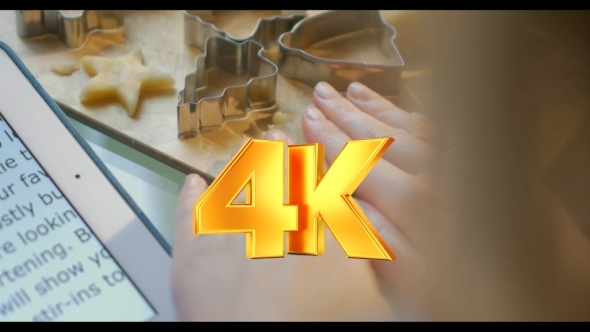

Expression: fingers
xmin=302 ymin=106 xmax=425 ymax=231
xmin=313 ymin=82 xmax=435 ymax=175
xmin=173 ymin=174 xmax=208 ymax=251
xmin=345 ymin=82 xmax=436 ymax=145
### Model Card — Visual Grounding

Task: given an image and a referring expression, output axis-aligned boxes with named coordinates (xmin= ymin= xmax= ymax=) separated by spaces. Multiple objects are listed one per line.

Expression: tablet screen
xmin=0 ymin=113 xmax=157 ymax=322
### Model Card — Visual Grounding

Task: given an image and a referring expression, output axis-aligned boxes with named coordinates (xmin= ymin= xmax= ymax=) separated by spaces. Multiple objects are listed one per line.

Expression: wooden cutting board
xmin=0 ymin=10 xmax=431 ymax=182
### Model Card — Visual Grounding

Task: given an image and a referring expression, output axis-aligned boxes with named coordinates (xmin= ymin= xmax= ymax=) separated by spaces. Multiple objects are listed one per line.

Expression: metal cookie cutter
xmin=183 ymin=10 xmax=307 ymax=50
xmin=278 ymin=10 xmax=404 ymax=96
xmin=15 ymin=10 xmax=123 ymax=49
xmin=177 ymin=36 xmax=278 ymax=139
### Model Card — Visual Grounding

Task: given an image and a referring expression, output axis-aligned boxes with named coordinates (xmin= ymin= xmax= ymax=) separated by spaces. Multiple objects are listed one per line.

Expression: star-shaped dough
xmin=79 ymin=48 xmax=175 ymax=116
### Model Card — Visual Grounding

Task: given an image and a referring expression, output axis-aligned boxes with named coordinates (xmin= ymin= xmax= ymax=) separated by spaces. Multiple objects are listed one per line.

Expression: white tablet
xmin=0 ymin=42 xmax=175 ymax=321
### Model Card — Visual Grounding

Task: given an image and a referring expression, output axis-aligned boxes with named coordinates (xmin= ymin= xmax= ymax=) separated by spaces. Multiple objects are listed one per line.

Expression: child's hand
xmin=171 ymin=129 xmax=393 ymax=321
xmin=304 ymin=81 xmax=590 ymax=320
xmin=302 ymin=81 xmax=449 ymax=317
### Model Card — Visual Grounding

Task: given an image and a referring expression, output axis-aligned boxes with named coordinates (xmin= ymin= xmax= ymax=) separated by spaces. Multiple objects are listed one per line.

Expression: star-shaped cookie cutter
xmin=183 ymin=10 xmax=307 ymax=50
xmin=177 ymin=36 xmax=278 ymax=139
xmin=15 ymin=10 xmax=123 ymax=49
xmin=278 ymin=10 xmax=404 ymax=96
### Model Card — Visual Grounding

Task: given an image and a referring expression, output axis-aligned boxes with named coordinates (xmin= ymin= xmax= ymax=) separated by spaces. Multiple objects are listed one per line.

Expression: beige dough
xmin=79 ymin=48 xmax=175 ymax=117
xmin=51 ymin=62 xmax=79 ymax=76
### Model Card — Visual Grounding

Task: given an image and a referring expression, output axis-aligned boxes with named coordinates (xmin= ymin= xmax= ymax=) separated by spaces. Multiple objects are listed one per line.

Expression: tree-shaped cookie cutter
xmin=15 ymin=10 xmax=123 ymax=49
xmin=183 ymin=10 xmax=307 ymax=50
xmin=278 ymin=10 xmax=404 ymax=96
xmin=177 ymin=36 xmax=278 ymax=139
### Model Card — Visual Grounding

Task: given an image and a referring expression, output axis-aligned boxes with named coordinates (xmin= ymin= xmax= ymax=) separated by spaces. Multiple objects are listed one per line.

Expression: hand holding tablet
xmin=0 ymin=42 xmax=175 ymax=321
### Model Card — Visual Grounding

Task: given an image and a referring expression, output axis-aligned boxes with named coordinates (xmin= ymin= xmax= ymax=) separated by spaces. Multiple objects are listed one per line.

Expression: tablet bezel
xmin=0 ymin=42 xmax=176 ymax=322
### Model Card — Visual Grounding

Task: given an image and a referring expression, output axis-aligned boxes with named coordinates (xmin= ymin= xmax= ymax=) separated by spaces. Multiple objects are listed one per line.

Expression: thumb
xmin=173 ymin=174 xmax=208 ymax=251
